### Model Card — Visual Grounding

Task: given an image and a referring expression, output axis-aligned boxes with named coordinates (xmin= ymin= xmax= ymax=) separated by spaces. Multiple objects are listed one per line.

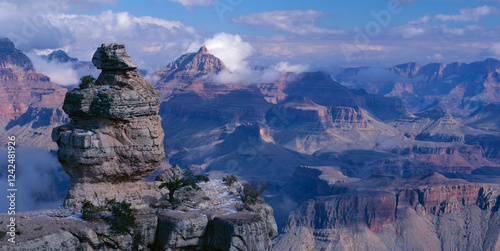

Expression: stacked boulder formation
xmin=52 ymin=43 xmax=165 ymax=209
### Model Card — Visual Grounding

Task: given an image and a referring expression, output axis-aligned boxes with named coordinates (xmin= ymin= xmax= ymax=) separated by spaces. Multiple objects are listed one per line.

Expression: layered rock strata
xmin=277 ymin=167 xmax=500 ymax=250
xmin=52 ymin=43 xmax=165 ymax=208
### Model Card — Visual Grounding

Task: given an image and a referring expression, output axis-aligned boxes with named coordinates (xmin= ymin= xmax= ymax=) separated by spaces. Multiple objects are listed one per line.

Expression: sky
xmin=2 ymin=0 xmax=500 ymax=80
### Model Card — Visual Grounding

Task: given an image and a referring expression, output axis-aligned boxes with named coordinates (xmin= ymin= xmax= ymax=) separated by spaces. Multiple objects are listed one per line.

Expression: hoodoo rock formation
xmin=52 ymin=43 xmax=165 ymax=208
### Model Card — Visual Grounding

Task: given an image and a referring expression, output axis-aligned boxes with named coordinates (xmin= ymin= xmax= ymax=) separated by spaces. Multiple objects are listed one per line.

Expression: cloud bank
xmin=232 ymin=10 xmax=346 ymax=35
xmin=27 ymin=52 xmax=82 ymax=86
xmin=202 ymin=33 xmax=309 ymax=84
xmin=0 ymin=149 xmax=70 ymax=212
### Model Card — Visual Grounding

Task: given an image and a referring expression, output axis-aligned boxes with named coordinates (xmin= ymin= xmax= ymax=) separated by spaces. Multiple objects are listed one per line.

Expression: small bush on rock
xmin=159 ymin=167 xmax=210 ymax=208
xmin=80 ymin=198 xmax=136 ymax=234
xmin=103 ymin=198 xmax=136 ymax=234
xmin=240 ymin=179 xmax=268 ymax=205
xmin=223 ymin=175 xmax=237 ymax=186
xmin=79 ymin=75 xmax=96 ymax=89
xmin=81 ymin=199 xmax=102 ymax=222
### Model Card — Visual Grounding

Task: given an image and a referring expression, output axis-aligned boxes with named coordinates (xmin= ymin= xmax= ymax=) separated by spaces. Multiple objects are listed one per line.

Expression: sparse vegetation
xmin=158 ymin=167 xmax=210 ymax=208
xmin=240 ymin=179 xmax=268 ymax=205
xmin=80 ymin=198 xmax=136 ymax=234
xmin=103 ymin=198 xmax=136 ymax=234
xmin=79 ymin=75 xmax=96 ymax=89
xmin=0 ymin=231 xmax=6 ymax=239
xmin=223 ymin=175 xmax=238 ymax=186
xmin=81 ymin=199 xmax=102 ymax=222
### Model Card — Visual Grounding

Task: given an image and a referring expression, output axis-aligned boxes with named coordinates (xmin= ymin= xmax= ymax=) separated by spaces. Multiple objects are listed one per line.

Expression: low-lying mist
xmin=0 ymin=148 xmax=70 ymax=212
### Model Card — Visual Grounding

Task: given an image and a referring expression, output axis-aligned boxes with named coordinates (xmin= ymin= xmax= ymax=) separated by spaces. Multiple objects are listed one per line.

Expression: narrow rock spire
xmin=198 ymin=44 xmax=208 ymax=54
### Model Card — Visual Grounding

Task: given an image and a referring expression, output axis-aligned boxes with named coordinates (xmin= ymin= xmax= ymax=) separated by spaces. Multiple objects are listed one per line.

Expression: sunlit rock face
xmin=52 ymin=43 xmax=165 ymax=208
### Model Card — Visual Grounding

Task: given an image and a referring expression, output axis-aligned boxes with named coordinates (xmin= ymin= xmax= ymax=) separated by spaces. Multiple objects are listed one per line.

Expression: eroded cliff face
xmin=52 ymin=43 xmax=166 ymax=208
xmin=276 ymin=167 xmax=500 ymax=251
xmin=0 ymin=38 xmax=68 ymax=150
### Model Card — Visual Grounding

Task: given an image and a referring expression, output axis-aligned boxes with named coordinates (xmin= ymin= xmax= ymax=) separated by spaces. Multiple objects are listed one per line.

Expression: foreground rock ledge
xmin=52 ymin=43 xmax=165 ymax=208
xmin=0 ymin=181 xmax=278 ymax=251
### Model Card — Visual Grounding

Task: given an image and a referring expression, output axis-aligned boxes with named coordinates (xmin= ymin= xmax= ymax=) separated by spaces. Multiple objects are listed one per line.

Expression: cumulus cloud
xmin=46 ymin=11 xmax=201 ymax=71
xmin=273 ymin=61 xmax=309 ymax=73
xmin=200 ymin=33 xmax=308 ymax=84
xmin=440 ymin=25 xmax=465 ymax=35
xmin=232 ymin=10 xmax=346 ymax=35
xmin=204 ymin=33 xmax=255 ymax=72
xmin=27 ymin=52 xmax=81 ymax=86
xmin=394 ymin=15 xmax=479 ymax=38
xmin=393 ymin=16 xmax=430 ymax=38
xmin=0 ymin=0 xmax=202 ymax=72
xmin=435 ymin=5 xmax=496 ymax=22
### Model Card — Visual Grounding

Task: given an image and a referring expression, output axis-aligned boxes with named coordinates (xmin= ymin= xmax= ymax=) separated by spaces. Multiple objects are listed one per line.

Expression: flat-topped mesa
xmin=52 ymin=43 xmax=165 ymax=209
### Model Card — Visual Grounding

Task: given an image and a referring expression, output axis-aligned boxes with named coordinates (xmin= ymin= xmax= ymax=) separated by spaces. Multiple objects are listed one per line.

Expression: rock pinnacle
xmin=92 ymin=43 xmax=138 ymax=70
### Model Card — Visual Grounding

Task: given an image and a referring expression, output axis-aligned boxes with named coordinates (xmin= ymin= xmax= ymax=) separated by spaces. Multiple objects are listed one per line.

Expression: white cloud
xmin=0 ymin=1 xmax=202 ymax=72
xmin=169 ymin=0 xmax=214 ymax=7
xmin=204 ymin=33 xmax=255 ymax=72
xmin=427 ymin=53 xmax=444 ymax=60
xmin=435 ymin=5 xmax=496 ymax=22
xmin=394 ymin=15 xmax=478 ymax=38
xmin=200 ymin=33 xmax=308 ymax=84
xmin=393 ymin=16 xmax=430 ymax=38
xmin=273 ymin=61 xmax=309 ymax=73
xmin=489 ymin=43 xmax=500 ymax=56
xmin=25 ymin=10 xmax=199 ymax=71
xmin=440 ymin=25 xmax=465 ymax=35
xmin=27 ymin=52 xmax=80 ymax=86
xmin=232 ymin=10 xmax=346 ymax=35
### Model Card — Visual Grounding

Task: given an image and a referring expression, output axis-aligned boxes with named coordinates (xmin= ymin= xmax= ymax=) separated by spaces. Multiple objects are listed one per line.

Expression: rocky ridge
xmin=0 ymin=178 xmax=278 ymax=251
xmin=0 ymin=37 xmax=68 ymax=150
xmin=335 ymin=58 xmax=500 ymax=115
xmin=154 ymin=45 xmax=227 ymax=95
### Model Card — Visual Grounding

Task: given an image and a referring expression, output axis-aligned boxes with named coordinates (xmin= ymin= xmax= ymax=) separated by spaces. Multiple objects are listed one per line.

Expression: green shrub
xmin=80 ymin=198 xmax=136 ymax=235
xmin=0 ymin=231 xmax=6 ymax=239
xmin=223 ymin=175 xmax=238 ymax=186
xmin=79 ymin=75 xmax=96 ymax=89
xmin=103 ymin=199 xmax=136 ymax=235
xmin=159 ymin=167 xmax=210 ymax=208
xmin=240 ymin=179 xmax=268 ymax=205
xmin=81 ymin=199 xmax=101 ymax=222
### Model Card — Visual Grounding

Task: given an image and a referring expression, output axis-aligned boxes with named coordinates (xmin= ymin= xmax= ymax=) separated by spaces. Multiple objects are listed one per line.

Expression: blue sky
xmin=2 ymin=0 xmax=500 ymax=77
